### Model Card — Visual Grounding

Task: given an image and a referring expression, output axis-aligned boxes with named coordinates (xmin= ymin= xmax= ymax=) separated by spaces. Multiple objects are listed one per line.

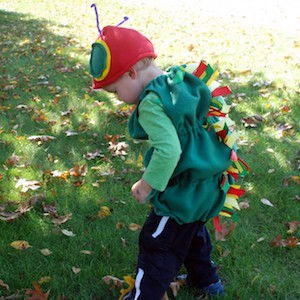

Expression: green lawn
xmin=0 ymin=1 xmax=299 ymax=299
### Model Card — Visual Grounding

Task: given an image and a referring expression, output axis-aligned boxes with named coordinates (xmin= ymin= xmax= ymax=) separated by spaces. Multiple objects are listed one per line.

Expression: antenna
xmin=91 ymin=3 xmax=103 ymax=37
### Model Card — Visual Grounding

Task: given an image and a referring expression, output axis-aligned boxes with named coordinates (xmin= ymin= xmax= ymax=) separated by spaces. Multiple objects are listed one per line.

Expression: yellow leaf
xmin=97 ymin=206 xmax=112 ymax=218
xmin=38 ymin=276 xmax=51 ymax=284
xmin=10 ymin=240 xmax=31 ymax=250
xmin=119 ymin=276 xmax=135 ymax=300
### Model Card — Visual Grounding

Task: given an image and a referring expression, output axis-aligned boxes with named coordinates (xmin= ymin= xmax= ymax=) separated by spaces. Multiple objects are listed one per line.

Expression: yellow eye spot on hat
xmin=90 ymin=40 xmax=111 ymax=81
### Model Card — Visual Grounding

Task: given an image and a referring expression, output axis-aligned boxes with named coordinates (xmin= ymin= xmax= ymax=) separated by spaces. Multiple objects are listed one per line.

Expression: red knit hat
xmin=90 ymin=26 xmax=157 ymax=89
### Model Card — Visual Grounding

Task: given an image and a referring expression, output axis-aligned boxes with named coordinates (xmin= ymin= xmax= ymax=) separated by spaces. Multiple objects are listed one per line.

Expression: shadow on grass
xmin=0 ymin=9 xmax=117 ymax=170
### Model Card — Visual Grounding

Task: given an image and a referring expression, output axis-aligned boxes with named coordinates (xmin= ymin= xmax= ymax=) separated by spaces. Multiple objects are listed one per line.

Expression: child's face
xmin=103 ymin=71 xmax=143 ymax=105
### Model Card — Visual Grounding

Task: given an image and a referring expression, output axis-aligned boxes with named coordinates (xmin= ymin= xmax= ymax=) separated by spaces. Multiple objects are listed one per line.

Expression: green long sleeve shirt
xmin=138 ymin=93 xmax=182 ymax=191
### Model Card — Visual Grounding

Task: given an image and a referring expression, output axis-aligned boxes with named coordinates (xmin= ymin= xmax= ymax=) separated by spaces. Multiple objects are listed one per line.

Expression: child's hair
xmin=133 ymin=57 xmax=155 ymax=72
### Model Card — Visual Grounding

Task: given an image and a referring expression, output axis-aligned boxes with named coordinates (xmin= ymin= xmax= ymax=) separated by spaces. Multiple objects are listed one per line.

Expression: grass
xmin=0 ymin=0 xmax=299 ymax=299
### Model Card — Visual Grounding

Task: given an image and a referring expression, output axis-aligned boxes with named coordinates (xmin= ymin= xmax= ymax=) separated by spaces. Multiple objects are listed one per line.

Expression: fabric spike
xmin=238 ymin=157 xmax=250 ymax=173
xmin=226 ymin=169 xmax=239 ymax=181
xmin=224 ymin=196 xmax=240 ymax=210
xmin=227 ymin=185 xmax=246 ymax=198
xmin=224 ymin=131 xmax=239 ymax=149
xmin=213 ymin=216 xmax=222 ymax=232
xmin=210 ymin=98 xmax=223 ymax=110
xmin=220 ymin=175 xmax=231 ymax=193
xmin=231 ymin=150 xmax=238 ymax=161
xmin=201 ymin=64 xmax=214 ymax=83
xmin=216 ymin=129 xmax=227 ymax=140
xmin=192 ymin=60 xmax=248 ymax=231
xmin=208 ymin=107 xmax=227 ymax=118
xmin=219 ymin=211 xmax=232 ymax=218
xmin=212 ymin=86 xmax=231 ymax=97
xmin=193 ymin=61 xmax=207 ymax=78
xmin=232 ymin=159 xmax=249 ymax=176
xmin=206 ymin=70 xmax=219 ymax=87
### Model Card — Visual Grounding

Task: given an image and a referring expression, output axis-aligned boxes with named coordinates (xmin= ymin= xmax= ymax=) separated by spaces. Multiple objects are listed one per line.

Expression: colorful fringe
xmin=191 ymin=61 xmax=249 ymax=232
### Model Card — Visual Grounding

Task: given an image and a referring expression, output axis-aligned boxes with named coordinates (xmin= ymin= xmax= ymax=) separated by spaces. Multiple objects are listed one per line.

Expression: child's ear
xmin=128 ymin=67 xmax=137 ymax=79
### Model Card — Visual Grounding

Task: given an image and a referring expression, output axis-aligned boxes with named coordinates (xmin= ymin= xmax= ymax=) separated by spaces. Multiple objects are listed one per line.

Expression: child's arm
xmin=131 ymin=178 xmax=152 ymax=204
xmin=131 ymin=94 xmax=181 ymax=203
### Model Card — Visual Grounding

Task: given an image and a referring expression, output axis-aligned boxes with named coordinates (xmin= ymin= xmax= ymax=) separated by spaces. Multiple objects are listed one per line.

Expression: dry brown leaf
xmin=69 ymin=164 xmax=87 ymax=177
xmin=102 ymin=275 xmax=124 ymax=287
xmin=215 ymin=222 xmax=237 ymax=241
xmin=286 ymin=221 xmax=300 ymax=234
xmin=116 ymin=221 xmax=125 ymax=229
xmin=271 ymin=235 xmax=299 ymax=248
xmin=27 ymin=135 xmax=55 ymax=145
xmin=25 ymin=282 xmax=50 ymax=300
xmin=51 ymin=213 xmax=72 ymax=226
xmin=0 ymin=279 xmax=9 ymax=290
xmin=239 ymin=201 xmax=250 ymax=209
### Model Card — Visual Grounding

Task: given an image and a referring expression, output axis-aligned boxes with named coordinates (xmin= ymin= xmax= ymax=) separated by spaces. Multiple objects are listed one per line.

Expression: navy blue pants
xmin=131 ymin=210 xmax=219 ymax=300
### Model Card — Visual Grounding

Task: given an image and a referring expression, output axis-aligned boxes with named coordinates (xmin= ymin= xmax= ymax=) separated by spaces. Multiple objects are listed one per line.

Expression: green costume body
xmin=129 ymin=66 xmax=232 ymax=224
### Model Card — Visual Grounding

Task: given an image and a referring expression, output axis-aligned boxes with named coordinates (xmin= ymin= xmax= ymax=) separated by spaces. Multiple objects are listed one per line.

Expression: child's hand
xmin=131 ymin=179 xmax=152 ymax=204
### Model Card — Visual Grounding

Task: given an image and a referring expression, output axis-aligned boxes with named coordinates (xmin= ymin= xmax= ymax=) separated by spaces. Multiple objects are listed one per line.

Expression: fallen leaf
xmin=28 ymin=193 xmax=46 ymax=206
xmin=215 ymin=222 xmax=237 ymax=241
xmin=128 ymin=223 xmax=142 ymax=231
xmin=102 ymin=275 xmax=124 ymax=287
xmin=0 ymin=211 xmax=23 ymax=222
xmin=0 ymin=279 xmax=9 ymax=290
xmin=38 ymin=276 xmax=51 ymax=284
xmin=27 ymin=135 xmax=55 ymax=145
xmin=283 ymin=175 xmax=300 ymax=186
xmin=80 ymin=250 xmax=93 ymax=255
xmin=25 ymin=282 xmax=50 ymax=300
xmin=61 ymin=229 xmax=75 ymax=237
xmin=97 ymin=206 xmax=112 ymax=219
xmin=116 ymin=221 xmax=126 ymax=229
xmin=261 ymin=198 xmax=274 ymax=207
xmin=15 ymin=179 xmax=41 ymax=192
xmin=257 ymin=237 xmax=265 ymax=243
xmin=10 ymin=240 xmax=31 ymax=250
xmin=72 ymin=267 xmax=81 ymax=274
xmin=42 ymin=202 xmax=58 ymax=217
xmin=69 ymin=164 xmax=87 ymax=177
xmin=286 ymin=221 xmax=300 ymax=234
xmin=84 ymin=149 xmax=104 ymax=160
xmin=6 ymin=153 xmax=20 ymax=166
xmin=239 ymin=201 xmax=250 ymax=209
xmin=169 ymin=281 xmax=181 ymax=297
xmin=40 ymin=249 xmax=53 ymax=256
xmin=119 ymin=276 xmax=135 ymax=299
xmin=242 ymin=115 xmax=264 ymax=127
xmin=271 ymin=235 xmax=298 ymax=248
xmin=51 ymin=213 xmax=72 ymax=226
